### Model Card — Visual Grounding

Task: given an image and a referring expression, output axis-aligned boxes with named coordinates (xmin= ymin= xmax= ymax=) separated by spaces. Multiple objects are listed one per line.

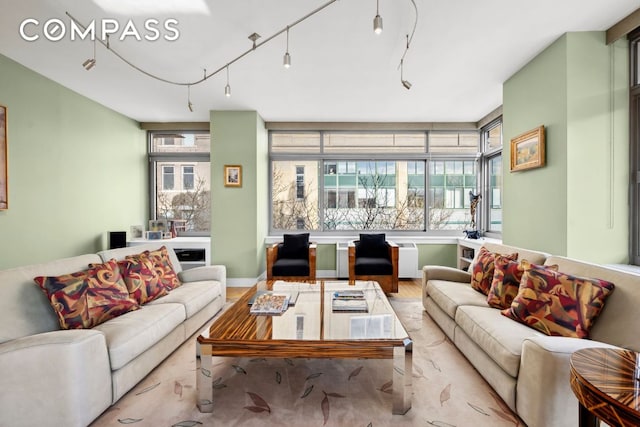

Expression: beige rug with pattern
xmin=90 ymin=299 xmax=522 ymax=427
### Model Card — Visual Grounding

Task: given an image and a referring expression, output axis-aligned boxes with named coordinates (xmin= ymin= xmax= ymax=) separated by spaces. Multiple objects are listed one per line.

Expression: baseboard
xmin=227 ymin=278 xmax=261 ymax=287
xmin=317 ymin=270 xmax=336 ymax=278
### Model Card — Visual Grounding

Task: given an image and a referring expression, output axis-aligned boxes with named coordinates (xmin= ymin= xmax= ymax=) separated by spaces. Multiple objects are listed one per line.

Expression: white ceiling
xmin=0 ymin=0 xmax=638 ymax=123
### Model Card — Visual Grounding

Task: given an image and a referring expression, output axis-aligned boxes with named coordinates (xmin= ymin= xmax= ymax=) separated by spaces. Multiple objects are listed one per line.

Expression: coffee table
xmin=570 ymin=347 xmax=640 ymax=427
xmin=196 ymin=280 xmax=412 ymax=415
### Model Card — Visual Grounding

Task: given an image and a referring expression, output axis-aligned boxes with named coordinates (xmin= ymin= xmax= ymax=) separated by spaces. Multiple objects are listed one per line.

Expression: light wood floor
xmin=227 ymin=278 xmax=422 ymax=301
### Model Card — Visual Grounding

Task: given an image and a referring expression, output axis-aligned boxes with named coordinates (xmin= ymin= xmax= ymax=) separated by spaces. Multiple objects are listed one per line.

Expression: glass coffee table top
xmin=199 ymin=280 xmax=409 ymax=343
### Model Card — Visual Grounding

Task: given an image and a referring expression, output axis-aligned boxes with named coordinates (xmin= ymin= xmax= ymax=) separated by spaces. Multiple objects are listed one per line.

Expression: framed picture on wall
xmin=510 ymin=125 xmax=546 ymax=172
xmin=224 ymin=164 xmax=242 ymax=187
xmin=0 ymin=105 xmax=7 ymax=210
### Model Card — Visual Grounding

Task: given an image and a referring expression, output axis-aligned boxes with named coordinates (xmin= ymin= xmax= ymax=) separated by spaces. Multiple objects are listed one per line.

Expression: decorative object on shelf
xmin=149 ymin=219 xmax=168 ymax=233
xmin=130 ymin=225 xmax=143 ymax=239
xmin=224 ymin=165 xmax=242 ymax=187
xmin=146 ymin=231 xmax=163 ymax=240
xmin=0 ymin=105 xmax=7 ymax=210
xmin=510 ymin=125 xmax=546 ymax=172
xmin=463 ymin=229 xmax=480 ymax=240
xmin=469 ymin=191 xmax=481 ymax=229
xmin=464 ymin=191 xmax=481 ymax=239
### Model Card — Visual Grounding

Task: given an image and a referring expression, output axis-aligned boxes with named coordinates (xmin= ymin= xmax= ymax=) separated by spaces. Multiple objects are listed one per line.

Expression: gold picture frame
xmin=0 ymin=105 xmax=7 ymax=210
xmin=224 ymin=164 xmax=242 ymax=187
xmin=510 ymin=125 xmax=545 ymax=172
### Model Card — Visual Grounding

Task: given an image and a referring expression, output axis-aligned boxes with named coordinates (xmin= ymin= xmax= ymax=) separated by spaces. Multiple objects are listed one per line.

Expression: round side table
xmin=570 ymin=347 xmax=640 ymax=427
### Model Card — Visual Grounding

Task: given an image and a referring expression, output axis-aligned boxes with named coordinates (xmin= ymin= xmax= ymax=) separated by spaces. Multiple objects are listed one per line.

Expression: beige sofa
xmin=0 ymin=243 xmax=226 ymax=427
xmin=422 ymin=242 xmax=639 ymax=427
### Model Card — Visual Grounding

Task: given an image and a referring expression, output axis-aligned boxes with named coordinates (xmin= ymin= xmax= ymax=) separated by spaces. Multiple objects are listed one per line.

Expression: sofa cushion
xmin=272 ymin=258 xmax=310 ymax=277
xmin=356 ymin=233 xmax=388 ymax=259
xmin=471 ymin=247 xmax=518 ymax=295
xmin=456 ymin=305 xmax=546 ymax=377
xmin=279 ymin=233 xmax=310 ymax=260
xmin=127 ymin=246 xmax=181 ymax=290
xmin=502 ymin=261 xmax=615 ymax=339
xmin=92 ymin=302 xmax=185 ymax=370
xmin=426 ymin=280 xmax=488 ymax=318
xmin=118 ymin=257 xmax=169 ymax=305
xmin=147 ymin=280 xmax=222 ymax=318
xmin=487 ymin=259 xmax=557 ymax=309
xmin=34 ymin=259 xmax=139 ymax=330
xmin=354 ymin=257 xmax=393 ymax=275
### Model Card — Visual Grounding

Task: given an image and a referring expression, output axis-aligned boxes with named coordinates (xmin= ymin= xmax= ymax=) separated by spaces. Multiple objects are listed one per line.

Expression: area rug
xmin=90 ymin=299 xmax=522 ymax=426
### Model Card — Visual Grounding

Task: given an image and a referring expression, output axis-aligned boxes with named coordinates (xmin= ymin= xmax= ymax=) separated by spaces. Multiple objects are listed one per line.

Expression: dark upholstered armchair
xmin=348 ymin=233 xmax=399 ymax=294
xmin=266 ymin=233 xmax=317 ymax=282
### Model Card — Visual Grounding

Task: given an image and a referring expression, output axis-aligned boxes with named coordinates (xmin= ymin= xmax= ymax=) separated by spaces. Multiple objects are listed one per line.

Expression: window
xmin=162 ymin=165 xmax=174 ymax=190
xmin=149 ymin=131 xmax=211 ymax=234
xmin=182 ymin=165 xmax=194 ymax=190
xmin=428 ymin=160 xmax=477 ymax=230
xmin=272 ymin=160 xmax=320 ymax=230
xmin=296 ymin=166 xmax=305 ymax=199
xmin=270 ymin=130 xmax=479 ymax=233
xmin=481 ymin=119 xmax=503 ymax=234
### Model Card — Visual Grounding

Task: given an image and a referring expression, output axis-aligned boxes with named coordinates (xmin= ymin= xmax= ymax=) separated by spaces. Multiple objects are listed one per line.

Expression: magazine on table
xmin=249 ymin=293 xmax=290 ymax=315
xmin=248 ymin=290 xmax=299 ymax=306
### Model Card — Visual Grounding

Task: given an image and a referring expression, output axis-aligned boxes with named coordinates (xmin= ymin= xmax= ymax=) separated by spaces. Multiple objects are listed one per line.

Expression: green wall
xmin=503 ymin=32 xmax=629 ymax=263
xmin=418 ymin=244 xmax=457 ymax=268
xmin=0 ymin=54 xmax=146 ymax=269
xmin=210 ymin=111 xmax=268 ymax=279
xmin=316 ymin=244 xmax=336 ymax=270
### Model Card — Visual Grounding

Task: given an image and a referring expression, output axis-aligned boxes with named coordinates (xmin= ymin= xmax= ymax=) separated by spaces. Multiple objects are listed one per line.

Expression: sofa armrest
xmin=178 ymin=264 xmax=226 ymax=285
xmin=516 ymin=336 xmax=619 ymax=427
xmin=178 ymin=265 xmax=227 ymax=303
xmin=0 ymin=330 xmax=112 ymax=427
xmin=422 ymin=265 xmax=471 ymax=284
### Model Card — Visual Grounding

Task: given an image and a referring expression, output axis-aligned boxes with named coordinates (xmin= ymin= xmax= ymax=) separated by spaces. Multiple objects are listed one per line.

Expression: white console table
xmin=128 ymin=237 xmax=210 ymax=270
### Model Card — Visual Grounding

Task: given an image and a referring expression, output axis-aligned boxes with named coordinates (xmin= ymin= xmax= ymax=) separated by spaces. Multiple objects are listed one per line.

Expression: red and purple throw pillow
xmin=34 ymin=259 xmax=139 ymax=329
xmin=118 ymin=256 xmax=168 ymax=304
xmin=128 ymin=246 xmax=181 ymax=291
xmin=487 ymin=258 xmax=557 ymax=309
xmin=501 ymin=261 xmax=615 ymax=338
xmin=471 ymin=247 xmax=518 ymax=296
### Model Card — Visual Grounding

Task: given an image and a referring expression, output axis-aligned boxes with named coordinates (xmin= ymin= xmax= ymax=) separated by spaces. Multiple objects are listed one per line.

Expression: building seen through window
xmin=149 ymin=132 xmax=211 ymax=234
xmin=269 ymin=129 xmax=498 ymax=233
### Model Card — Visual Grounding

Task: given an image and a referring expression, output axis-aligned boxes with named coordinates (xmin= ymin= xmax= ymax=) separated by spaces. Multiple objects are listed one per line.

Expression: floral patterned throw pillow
xmin=486 ymin=258 xmax=557 ymax=309
xmin=501 ymin=261 xmax=615 ymax=338
xmin=34 ymin=259 xmax=139 ymax=329
xmin=128 ymin=246 xmax=181 ymax=290
xmin=471 ymin=247 xmax=518 ymax=296
xmin=118 ymin=256 xmax=168 ymax=304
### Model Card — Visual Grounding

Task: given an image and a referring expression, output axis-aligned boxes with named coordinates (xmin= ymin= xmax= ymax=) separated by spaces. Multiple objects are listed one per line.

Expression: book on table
xmin=332 ymin=297 xmax=368 ymax=313
xmin=249 ymin=293 xmax=290 ymax=315
xmin=333 ymin=290 xmax=365 ymax=300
